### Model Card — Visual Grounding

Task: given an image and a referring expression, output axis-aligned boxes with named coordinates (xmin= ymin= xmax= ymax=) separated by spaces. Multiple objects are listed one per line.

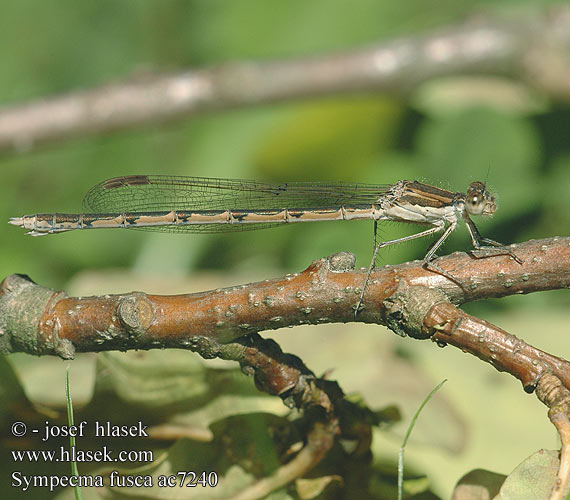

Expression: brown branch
xmin=425 ymin=302 xmax=570 ymax=393
xmin=1 ymin=237 xmax=568 ymax=387
xmin=1 ymin=7 xmax=570 ymax=152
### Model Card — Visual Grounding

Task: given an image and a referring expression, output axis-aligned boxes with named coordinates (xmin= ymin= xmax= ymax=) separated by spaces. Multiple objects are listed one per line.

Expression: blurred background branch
xmin=1 ymin=6 xmax=569 ymax=152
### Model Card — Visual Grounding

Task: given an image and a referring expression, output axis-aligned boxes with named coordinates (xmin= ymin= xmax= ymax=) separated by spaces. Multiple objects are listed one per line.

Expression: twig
xmin=535 ymin=374 xmax=570 ymax=500
xmin=1 ymin=7 xmax=570 ymax=151
xmin=228 ymin=419 xmax=338 ymax=500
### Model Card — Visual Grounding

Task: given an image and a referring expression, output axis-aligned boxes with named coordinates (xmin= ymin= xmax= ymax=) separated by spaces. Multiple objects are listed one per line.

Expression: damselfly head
xmin=466 ymin=181 xmax=496 ymax=216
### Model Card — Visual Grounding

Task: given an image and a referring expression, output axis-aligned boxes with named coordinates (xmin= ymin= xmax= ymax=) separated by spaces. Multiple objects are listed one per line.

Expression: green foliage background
xmin=0 ymin=1 xmax=568 ymax=499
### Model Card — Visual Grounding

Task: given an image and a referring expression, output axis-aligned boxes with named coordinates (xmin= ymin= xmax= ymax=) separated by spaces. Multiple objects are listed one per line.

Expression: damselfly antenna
xmin=483 ymin=164 xmax=491 ymax=190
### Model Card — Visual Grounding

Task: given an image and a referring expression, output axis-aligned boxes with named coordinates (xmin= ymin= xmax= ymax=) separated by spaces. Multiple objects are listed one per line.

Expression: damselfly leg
xmin=355 ymin=215 xmax=522 ymax=317
xmin=355 ymin=222 xmax=447 ymax=316
xmin=463 ymin=215 xmax=523 ymax=264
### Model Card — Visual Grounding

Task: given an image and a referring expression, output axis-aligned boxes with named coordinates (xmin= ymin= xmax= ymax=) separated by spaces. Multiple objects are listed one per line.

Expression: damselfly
xmin=9 ymin=175 xmax=522 ymax=312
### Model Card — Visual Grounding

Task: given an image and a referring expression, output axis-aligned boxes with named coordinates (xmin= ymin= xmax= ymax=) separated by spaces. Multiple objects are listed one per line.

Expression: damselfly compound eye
xmin=466 ymin=181 xmax=495 ymax=216
xmin=467 ymin=193 xmax=485 ymax=215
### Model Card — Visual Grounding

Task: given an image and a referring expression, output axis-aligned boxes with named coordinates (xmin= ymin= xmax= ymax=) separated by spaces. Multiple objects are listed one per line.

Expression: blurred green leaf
xmin=87 ymin=351 xmax=286 ymax=427
xmin=253 ymin=97 xmax=403 ymax=181
xmin=0 ymin=356 xmax=30 ymax=428
xmin=539 ymin=155 xmax=570 ymax=239
xmin=452 ymin=469 xmax=506 ymax=500
xmin=494 ymin=449 xmax=559 ymax=500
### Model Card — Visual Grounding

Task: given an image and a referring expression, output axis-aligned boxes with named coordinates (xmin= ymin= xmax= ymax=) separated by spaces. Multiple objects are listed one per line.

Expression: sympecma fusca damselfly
xmin=9 ymin=175 xmax=523 ymax=313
